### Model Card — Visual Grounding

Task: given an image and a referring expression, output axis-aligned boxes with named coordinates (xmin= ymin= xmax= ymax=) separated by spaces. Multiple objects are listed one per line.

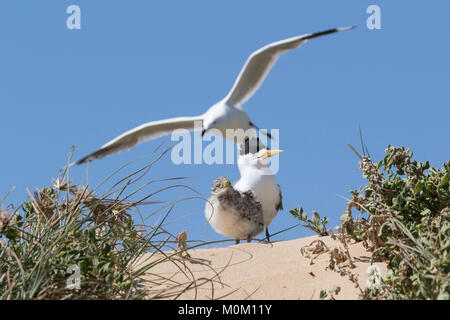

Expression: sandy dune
xmin=137 ymin=235 xmax=386 ymax=300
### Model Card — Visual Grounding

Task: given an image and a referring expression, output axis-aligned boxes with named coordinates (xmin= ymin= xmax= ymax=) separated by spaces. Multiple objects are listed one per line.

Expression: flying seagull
xmin=75 ymin=26 xmax=353 ymax=165
xmin=205 ymin=138 xmax=283 ymax=243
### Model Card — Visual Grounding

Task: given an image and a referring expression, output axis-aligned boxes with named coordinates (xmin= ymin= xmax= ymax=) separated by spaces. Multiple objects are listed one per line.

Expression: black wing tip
xmin=73 ymin=144 xmax=121 ymax=165
xmin=72 ymin=159 xmax=86 ymax=166
xmin=75 ymin=159 xmax=86 ymax=166
xmin=305 ymin=25 xmax=356 ymax=40
xmin=73 ymin=154 xmax=94 ymax=166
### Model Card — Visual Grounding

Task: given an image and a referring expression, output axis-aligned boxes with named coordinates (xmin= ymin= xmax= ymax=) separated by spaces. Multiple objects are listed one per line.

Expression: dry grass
xmin=0 ymin=146 xmax=228 ymax=299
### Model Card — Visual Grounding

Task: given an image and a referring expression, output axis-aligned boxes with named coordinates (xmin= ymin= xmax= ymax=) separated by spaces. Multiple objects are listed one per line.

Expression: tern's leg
xmin=235 ymin=239 xmax=240 ymax=245
xmin=265 ymin=228 xmax=270 ymax=242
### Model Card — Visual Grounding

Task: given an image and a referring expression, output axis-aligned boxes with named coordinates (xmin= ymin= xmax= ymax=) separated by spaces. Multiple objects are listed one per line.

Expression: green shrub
xmin=289 ymin=206 xmax=329 ymax=236
xmin=343 ymin=145 xmax=449 ymax=299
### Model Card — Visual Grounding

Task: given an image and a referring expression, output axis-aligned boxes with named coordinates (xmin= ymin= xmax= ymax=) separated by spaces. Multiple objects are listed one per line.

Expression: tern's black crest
xmin=240 ymin=137 xmax=263 ymax=156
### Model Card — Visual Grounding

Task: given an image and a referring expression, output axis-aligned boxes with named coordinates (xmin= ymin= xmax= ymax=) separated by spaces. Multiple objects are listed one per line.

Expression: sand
xmin=136 ymin=235 xmax=386 ymax=300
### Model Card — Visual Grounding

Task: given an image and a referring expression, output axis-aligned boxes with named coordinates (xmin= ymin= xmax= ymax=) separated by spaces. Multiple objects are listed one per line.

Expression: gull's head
xmin=211 ymin=176 xmax=232 ymax=194
xmin=238 ymin=137 xmax=283 ymax=168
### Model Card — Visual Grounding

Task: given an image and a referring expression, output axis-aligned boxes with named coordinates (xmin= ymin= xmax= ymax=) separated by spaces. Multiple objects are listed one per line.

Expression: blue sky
xmin=1 ymin=1 xmax=449 ymax=247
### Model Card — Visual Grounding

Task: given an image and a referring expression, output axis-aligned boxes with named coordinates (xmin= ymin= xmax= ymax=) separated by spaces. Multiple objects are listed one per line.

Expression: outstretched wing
xmin=224 ymin=26 xmax=354 ymax=107
xmin=75 ymin=116 xmax=202 ymax=164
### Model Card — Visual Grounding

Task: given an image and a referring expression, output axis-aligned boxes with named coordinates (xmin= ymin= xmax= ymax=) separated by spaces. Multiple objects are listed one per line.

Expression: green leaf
xmin=377 ymin=160 xmax=383 ymax=170
xmin=425 ymin=182 xmax=434 ymax=191
xmin=378 ymin=222 xmax=391 ymax=239
xmin=312 ymin=211 xmax=320 ymax=226
xmin=439 ymin=173 xmax=449 ymax=188
xmin=289 ymin=209 xmax=298 ymax=218
xmin=414 ymin=181 xmax=423 ymax=196
xmin=97 ymin=261 xmax=111 ymax=273
xmin=103 ymin=243 xmax=112 ymax=254
xmin=301 ymin=211 xmax=308 ymax=220
xmin=79 ymin=260 xmax=88 ymax=274
xmin=5 ymin=228 xmax=18 ymax=241
xmin=121 ymin=280 xmax=132 ymax=290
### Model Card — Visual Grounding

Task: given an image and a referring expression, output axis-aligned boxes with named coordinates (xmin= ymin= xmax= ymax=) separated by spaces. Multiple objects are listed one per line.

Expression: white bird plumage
xmin=75 ymin=26 xmax=354 ymax=164
xmin=205 ymin=176 xmax=265 ymax=243
xmin=233 ymin=152 xmax=283 ymax=238
xmin=205 ymin=138 xmax=283 ymax=242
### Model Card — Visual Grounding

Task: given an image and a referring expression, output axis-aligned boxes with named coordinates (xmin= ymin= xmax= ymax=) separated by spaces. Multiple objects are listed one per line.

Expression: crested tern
xmin=205 ymin=138 xmax=283 ymax=243
xmin=234 ymin=137 xmax=283 ymax=241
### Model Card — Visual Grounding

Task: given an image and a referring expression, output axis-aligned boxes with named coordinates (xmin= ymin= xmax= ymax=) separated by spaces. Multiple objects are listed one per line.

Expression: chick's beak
xmin=261 ymin=149 xmax=283 ymax=159
xmin=221 ymin=179 xmax=231 ymax=188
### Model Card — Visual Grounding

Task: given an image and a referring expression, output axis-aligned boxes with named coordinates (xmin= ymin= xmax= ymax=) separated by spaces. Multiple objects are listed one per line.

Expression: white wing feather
xmin=224 ymin=26 xmax=354 ymax=107
xmin=75 ymin=116 xmax=202 ymax=164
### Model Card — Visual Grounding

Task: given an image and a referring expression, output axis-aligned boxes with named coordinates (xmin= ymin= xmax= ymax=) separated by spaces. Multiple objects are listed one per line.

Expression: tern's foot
xmin=258 ymin=238 xmax=272 ymax=245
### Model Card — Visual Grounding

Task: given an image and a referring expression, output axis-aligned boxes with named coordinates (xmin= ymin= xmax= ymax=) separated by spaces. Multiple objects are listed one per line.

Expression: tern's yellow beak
xmin=260 ymin=149 xmax=283 ymax=159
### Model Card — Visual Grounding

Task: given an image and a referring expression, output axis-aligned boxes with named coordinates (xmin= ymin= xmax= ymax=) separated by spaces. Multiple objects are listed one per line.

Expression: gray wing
xmin=275 ymin=184 xmax=283 ymax=212
xmin=237 ymin=190 xmax=263 ymax=221
xmin=224 ymin=26 xmax=354 ymax=107
xmin=75 ymin=116 xmax=202 ymax=164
